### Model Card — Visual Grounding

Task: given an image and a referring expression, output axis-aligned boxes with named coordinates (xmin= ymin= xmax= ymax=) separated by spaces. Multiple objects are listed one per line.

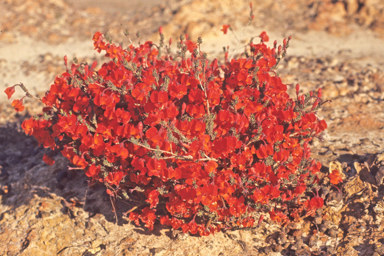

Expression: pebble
xmin=328 ymin=228 xmax=338 ymax=238
xmin=315 ymin=216 xmax=323 ymax=225
xmin=375 ymin=166 xmax=384 ymax=185
xmin=333 ymin=74 xmax=345 ymax=83
xmin=292 ymin=229 xmax=303 ymax=237
xmin=309 ymin=236 xmax=317 ymax=247
xmin=319 ymin=224 xmax=327 ymax=233
xmin=278 ymin=233 xmax=287 ymax=244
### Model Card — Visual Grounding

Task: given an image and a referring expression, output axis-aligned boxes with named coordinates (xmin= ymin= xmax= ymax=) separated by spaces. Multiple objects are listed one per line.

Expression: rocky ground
xmin=1 ymin=0 xmax=384 ymax=255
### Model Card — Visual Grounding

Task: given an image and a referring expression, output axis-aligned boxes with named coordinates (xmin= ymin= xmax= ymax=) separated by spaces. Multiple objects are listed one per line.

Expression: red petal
xmin=4 ymin=86 xmax=15 ymax=99
xmin=11 ymin=99 xmax=25 ymax=112
xmin=259 ymin=31 xmax=269 ymax=42
xmin=43 ymin=154 xmax=55 ymax=166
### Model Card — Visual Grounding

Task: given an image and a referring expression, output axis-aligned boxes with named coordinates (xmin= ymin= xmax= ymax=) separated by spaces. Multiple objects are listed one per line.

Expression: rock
xmin=274 ymin=244 xmax=283 ymax=252
xmin=322 ymin=83 xmax=340 ymax=99
xmin=330 ymin=2 xmax=348 ymax=22
xmin=319 ymin=224 xmax=327 ymax=233
xmin=327 ymin=228 xmax=338 ymax=238
xmin=345 ymin=0 xmax=359 ymax=15
xmin=0 ymin=31 xmax=17 ymax=43
xmin=329 ymin=160 xmax=346 ymax=180
xmin=292 ymin=229 xmax=302 ymax=237
xmin=326 ymin=191 xmax=343 ymax=212
xmin=343 ymin=175 xmax=365 ymax=196
xmin=357 ymin=162 xmax=377 ymax=185
xmin=377 ymin=152 xmax=384 ymax=163
xmin=85 ymin=7 xmax=102 ymax=15
xmin=314 ymin=216 xmax=323 ymax=225
xmin=373 ymin=201 xmax=384 ymax=214
xmin=277 ymin=233 xmax=287 ymax=244
xmin=288 ymin=221 xmax=303 ymax=230
xmin=302 ymin=221 xmax=311 ymax=234
xmin=333 ymin=74 xmax=345 ymax=83
xmin=375 ymin=243 xmax=384 ymax=255
xmin=375 ymin=166 xmax=384 ymax=185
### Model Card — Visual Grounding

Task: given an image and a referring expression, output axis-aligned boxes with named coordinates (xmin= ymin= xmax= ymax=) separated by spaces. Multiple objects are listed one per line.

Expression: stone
xmin=375 ymin=166 xmax=384 ymax=185
xmin=292 ymin=229 xmax=302 ymax=237
xmin=0 ymin=0 xmax=384 ymax=255
xmin=343 ymin=175 xmax=365 ymax=196
xmin=346 ymin=0 xmax=359 ymax=15
xmin=326 ymin=191 xmax=344 ymax=212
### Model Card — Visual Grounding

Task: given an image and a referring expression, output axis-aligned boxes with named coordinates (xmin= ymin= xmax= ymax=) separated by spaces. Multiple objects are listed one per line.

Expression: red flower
xmin=10 ymin=30 xmax=328 ymax=236
xmin=259 ymin=31 xmax=269 ymax=42
xmin=21 ymin=118 xmax=35 ymax=135
xmin=43 ymin=154 xmax=55 ymax=166
xmin=256 ymin=143 xmax=274 ymax=159
xmin=140 ymin=207 xmax=157 ymax=231
xmin=146 ymin=190 xmax=160 ymax=208
xmin=4 ymin=86 xmax=15 ymax=99
xmin=269 ymin=209 xmax=288 ymax=223
xmin=294 ymin=184 xmax=307 ymax=195
xmin=86 ymin=165 xmax=101 ymax=178
xmin=185 ymin=40 xmax=197 ymax=53
xmin=132 ymin=83 xmax=151 ymax=101
xmin=329 ymin=169 xmax=343 ymax=185
xmin=221 ymin=24 xmax=230 ymax=34
xmin=129 ymin=212 xmax=140 ymax=226
xmin=309 ymin=196 xmax=324 ymax=209
xmin=11 ymin=99 xmax=24 ymax=112
xmin=105 ymin=172 xmax=124 ymax=186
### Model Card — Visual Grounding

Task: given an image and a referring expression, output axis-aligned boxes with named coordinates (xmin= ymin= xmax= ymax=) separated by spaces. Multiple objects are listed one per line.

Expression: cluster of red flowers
xmin=5 ymin=28 xmax=328 ymax=236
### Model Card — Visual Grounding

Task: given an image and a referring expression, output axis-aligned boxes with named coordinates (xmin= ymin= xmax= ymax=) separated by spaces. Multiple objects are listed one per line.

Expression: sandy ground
xmin=1 ymin=0 xmax=384 ymax=255
xmin=65 ymin=0 xmax=164 ymax=14
xmin=2 ymin=27 xmax=384 ymax=102
xmin=1 ymin=0 xmax=384 ymax=104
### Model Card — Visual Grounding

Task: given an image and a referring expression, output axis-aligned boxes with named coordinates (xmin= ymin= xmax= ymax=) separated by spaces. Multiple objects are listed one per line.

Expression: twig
xmin=229 ymin=29 xmax=241 ymax=60
xmin=197 ymin=75 xmax=211 ymax=116
xmin=110 ymin=196 xmax=118 ymax=225
xmin=16 ymin=83 xmax=57 ymax=111
xmin=123 ymin=204 xmax=144 ymax=216
xmin=130 ymin=139 xmax=218 ymax=162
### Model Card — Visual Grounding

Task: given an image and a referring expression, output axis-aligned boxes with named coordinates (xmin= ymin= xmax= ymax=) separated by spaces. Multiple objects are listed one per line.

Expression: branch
xmin=128 ymin=139 xmax=218 ymax=162
xmin=16 ymin=83 xmax=57 ymax=111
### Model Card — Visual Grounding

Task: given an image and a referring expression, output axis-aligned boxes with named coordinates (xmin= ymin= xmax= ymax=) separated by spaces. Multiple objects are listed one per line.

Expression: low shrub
xmin=5 ymin=24 xmax=328 ymax=236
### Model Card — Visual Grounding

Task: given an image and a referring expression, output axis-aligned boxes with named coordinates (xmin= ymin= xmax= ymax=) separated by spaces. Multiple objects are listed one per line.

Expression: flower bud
xmin=311 ymin=99 xmax=319 ymax=111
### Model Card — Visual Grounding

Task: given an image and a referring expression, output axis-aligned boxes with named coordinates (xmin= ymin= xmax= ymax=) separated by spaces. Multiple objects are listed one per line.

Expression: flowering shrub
xmin=5 ymin=26 xmax=327 ymax=236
